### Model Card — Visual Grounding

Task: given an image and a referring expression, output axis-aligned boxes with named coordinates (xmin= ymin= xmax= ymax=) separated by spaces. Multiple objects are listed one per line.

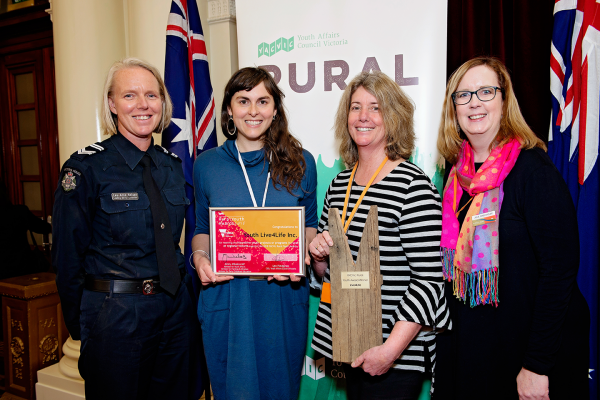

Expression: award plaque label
xmin=329 ymin=206 xmax=383 ymax=364
xmin=209 ymin=207 xmax=305 ymax=276
xmin=341 ymin=271 xmax=370 ymax=289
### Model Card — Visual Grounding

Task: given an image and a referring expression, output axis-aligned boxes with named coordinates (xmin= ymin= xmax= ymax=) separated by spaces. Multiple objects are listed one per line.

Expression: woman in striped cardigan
xmin=309 ymin=71 xmax=451 ymax=400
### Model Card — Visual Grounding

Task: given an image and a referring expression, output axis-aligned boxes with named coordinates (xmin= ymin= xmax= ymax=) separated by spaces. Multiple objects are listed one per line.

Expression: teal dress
xmin=193 ymin=139 xmax=318 ymax=400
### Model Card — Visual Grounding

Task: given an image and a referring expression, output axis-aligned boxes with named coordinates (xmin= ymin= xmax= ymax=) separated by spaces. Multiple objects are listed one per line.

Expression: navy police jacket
xmin=52 ymin=133 xmax=189 ymax=340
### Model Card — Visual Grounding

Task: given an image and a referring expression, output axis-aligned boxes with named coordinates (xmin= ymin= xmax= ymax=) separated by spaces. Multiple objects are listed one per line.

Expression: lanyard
xmin=452 ymin=173 xmax=458 ymax=212
xmin=340 ymin=156 xmax=388 ymax=232
xmin=235 ymin=140 xmax=270 ymax=207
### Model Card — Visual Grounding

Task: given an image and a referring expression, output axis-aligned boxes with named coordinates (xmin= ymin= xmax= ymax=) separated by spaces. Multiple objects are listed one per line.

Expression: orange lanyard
xmin=340 ymin=157 xmax=388 ymax=233
xmin=452 ymin=173 xmax=475 ymax=217
xmin=452 ymin=174 xmax=458 ymax=213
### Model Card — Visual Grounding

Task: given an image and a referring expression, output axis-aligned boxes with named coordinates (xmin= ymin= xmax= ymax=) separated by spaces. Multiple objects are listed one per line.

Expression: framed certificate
xmin=209 ymin=207 xmax=305 ymax=276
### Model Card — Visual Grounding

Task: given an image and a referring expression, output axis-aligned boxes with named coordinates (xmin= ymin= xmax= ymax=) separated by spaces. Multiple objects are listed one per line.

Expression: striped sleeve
xmin=393 ymin=173 xmax=451 ymax=329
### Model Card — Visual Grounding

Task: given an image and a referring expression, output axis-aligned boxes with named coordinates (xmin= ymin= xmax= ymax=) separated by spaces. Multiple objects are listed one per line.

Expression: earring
xmin=226 ymin=115 xmax=237 ymax=137
xmin=272 ymin=115 xmax=276 ymax=121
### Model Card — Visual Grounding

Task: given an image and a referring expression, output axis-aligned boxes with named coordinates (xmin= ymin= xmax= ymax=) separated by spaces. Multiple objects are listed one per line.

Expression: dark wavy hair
xmin=221 ymin=67 xmax=306 ymax=194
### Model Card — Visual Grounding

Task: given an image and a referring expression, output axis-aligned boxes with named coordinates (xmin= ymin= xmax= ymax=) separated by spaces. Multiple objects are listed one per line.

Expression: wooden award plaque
xmin=329 ymin=206 xmax=383 ymax=364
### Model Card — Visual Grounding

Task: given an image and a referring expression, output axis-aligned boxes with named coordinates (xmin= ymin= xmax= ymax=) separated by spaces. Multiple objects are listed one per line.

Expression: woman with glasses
xmin=434 ymin=57 xmax=589 ymax=400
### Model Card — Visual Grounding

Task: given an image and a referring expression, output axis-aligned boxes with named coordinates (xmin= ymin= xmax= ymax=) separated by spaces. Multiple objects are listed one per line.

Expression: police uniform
xmin=52 ymin=133 xmax=196 ymax=400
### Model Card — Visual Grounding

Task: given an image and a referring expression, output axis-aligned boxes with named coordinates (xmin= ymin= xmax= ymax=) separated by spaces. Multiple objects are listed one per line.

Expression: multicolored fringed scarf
xmin=440 ymin=139 xmax=521 ymax=307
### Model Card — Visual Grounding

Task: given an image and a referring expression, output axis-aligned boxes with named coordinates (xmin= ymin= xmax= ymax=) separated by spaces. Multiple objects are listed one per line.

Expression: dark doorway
xmin=0 ymin=1 xmax=58 ymax=392
xmin=0 ymin=2 xmax=58 ymax=254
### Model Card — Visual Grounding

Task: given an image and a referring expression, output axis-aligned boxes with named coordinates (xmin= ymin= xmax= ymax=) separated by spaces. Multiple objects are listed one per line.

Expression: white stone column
xmin=36 ymin=337 xmax=84 ymax=400
xmin=58 ymin=337 xmax=83 ymax=380
xmin=125 ymin=0 xmax=211 ymax=75
xmin=52 ymin=0 xmax=127 ymax=164
xmin=125 ymin=0 xmax=172 ymax=71
xmin=207 ymin=0 xmax=238 ymax=145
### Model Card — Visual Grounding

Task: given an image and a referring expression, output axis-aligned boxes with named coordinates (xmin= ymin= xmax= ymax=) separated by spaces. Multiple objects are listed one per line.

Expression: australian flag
xmin=162 ymin=1 xmax=217 ymax=397
xmin=550 ymin=1 xmax=599 ymax=398
xmin=162 ymin=0 xmax=217 ymax=289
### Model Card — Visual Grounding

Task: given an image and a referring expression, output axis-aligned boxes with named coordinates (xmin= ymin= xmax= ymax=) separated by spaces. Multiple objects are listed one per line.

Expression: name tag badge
xmin=472 ymin=211 xmax=496 ymax=226
xmin=341 ymin=271 xmax=370 ymax=289
xmin=112 ymin=192 xmax=139 ymax=201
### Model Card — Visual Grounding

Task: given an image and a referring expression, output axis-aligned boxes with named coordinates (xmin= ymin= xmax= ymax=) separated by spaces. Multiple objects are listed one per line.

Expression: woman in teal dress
xmin=191 ymin=67 xmax=318 ymax=400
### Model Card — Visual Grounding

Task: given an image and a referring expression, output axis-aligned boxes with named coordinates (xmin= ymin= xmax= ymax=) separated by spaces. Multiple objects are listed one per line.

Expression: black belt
xmin=85 ymin=275 xmax=162 ymax=295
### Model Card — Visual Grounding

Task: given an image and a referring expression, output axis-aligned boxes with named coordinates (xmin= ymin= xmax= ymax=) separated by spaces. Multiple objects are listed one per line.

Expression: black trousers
xmin=78 ymin=275 xmax=197 ymax=400
xmin=344 ymin=364 xmax=425 ymax=400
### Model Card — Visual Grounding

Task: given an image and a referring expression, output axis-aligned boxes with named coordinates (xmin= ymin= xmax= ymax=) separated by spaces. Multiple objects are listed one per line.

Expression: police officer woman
xmin=52 ymin=58 xmax=196 ymax=400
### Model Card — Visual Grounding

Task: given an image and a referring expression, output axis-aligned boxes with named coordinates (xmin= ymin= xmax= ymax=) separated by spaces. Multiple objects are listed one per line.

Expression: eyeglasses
xmin=451 ymin=86 xmax=503 ymax=105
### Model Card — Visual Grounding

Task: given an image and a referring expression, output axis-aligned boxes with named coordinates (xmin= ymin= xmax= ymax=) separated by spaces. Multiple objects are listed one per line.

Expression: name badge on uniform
xmin=112 ymin=192 xmax=139 ymax=201
xmin=472 ymin=211 xmax=496 ymax=226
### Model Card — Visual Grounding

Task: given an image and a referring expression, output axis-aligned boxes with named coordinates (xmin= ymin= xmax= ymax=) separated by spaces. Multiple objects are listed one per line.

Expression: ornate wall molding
xmin=208 ymin=0 xmax=236 ymax=24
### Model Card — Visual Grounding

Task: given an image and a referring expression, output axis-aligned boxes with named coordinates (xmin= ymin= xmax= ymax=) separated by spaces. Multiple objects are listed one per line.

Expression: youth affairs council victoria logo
xmin=258 ymin=36 xmax=295 ymax=57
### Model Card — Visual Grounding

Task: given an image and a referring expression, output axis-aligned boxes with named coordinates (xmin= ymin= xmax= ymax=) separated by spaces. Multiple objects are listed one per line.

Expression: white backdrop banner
xmin=236 ymin=0 xmax=448 ymax=193
xmin=235 ymin=2 xmax=447 ymax=398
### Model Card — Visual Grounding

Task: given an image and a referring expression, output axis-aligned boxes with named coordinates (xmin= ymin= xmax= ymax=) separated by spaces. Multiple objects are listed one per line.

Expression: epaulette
xmin=155 ymin=145 xmax=182 ymax=162
xmin=71 ymin=142 xmax=105 ymax=161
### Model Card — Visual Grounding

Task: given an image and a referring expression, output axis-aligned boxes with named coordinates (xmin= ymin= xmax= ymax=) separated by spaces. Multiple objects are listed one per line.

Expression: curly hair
xmin=334 ymin=71 xmax=415 ymax=167
xmin=437 ymin=56 xmax=545 ymax=164
xmin=221 ymin=67 xmax=306 ymax=194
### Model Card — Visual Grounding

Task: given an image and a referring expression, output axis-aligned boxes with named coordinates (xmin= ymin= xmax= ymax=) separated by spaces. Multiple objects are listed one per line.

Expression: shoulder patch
xmin=71 ymin=142 xmax=105 ymax=161
xmin=155 ymin=145 xmax=182 ymax=162
xmin=61 ymin=167 xmax=82 ymax=192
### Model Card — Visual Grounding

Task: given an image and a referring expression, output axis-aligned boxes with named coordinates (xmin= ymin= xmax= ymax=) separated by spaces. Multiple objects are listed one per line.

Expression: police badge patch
xmin=61 ymin=168 xmax=81 ymax=192
xmin=62 ymin=171 xmax=76 ymax=191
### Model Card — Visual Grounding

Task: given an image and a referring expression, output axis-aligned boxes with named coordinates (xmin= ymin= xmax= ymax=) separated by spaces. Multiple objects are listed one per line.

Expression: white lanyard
xmin=235 ymin=140 xmax=270 ymax=207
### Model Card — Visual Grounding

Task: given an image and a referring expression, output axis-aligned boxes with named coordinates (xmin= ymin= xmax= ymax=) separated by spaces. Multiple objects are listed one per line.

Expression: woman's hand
xmin=267 ymin=274 xmax=302 ymax=282
xmin=308 ymin=231 xmax=333 ymax=278
xmin=351 ymin=321 xmax=421 ymax=376
xmin=517 ymin=368 xmax=550 ymax=400
xmin=193 ymin=251 xmax=234 ymax=285
xmin=350 ymin=342 xmax=399 ymax=376
xmin=309 ymin=231 xmax=334 ymax=261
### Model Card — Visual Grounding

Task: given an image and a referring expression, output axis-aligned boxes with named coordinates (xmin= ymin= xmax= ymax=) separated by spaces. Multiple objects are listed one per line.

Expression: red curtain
xmin=447 ymin=0 xmax=556 ymax=142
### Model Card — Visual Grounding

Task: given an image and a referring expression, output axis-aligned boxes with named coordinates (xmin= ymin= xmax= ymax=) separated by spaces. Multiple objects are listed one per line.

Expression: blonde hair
xmin=335 ymin=71 xmax=415 ymax=167
xmin=437 ymin=56 xmax=545 ymax=164
xmin=100 ymin=58 xmax=173 ymax=136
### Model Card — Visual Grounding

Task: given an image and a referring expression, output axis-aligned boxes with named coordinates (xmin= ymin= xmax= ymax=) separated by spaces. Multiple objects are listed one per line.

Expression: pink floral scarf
xmin=440 ymin=139 xmax=521 ymax=307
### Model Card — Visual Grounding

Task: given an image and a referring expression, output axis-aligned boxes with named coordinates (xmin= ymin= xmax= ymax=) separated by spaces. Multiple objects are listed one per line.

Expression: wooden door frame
xmin=0 ymin=1 xmax=55 ymax=208
xmin=0 ymin=45 xmax=58 ymax=218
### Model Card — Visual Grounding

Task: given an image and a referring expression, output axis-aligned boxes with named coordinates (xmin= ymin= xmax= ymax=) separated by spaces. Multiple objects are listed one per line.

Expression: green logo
xmin=258 ymin=36 xmax=295 ymax=58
